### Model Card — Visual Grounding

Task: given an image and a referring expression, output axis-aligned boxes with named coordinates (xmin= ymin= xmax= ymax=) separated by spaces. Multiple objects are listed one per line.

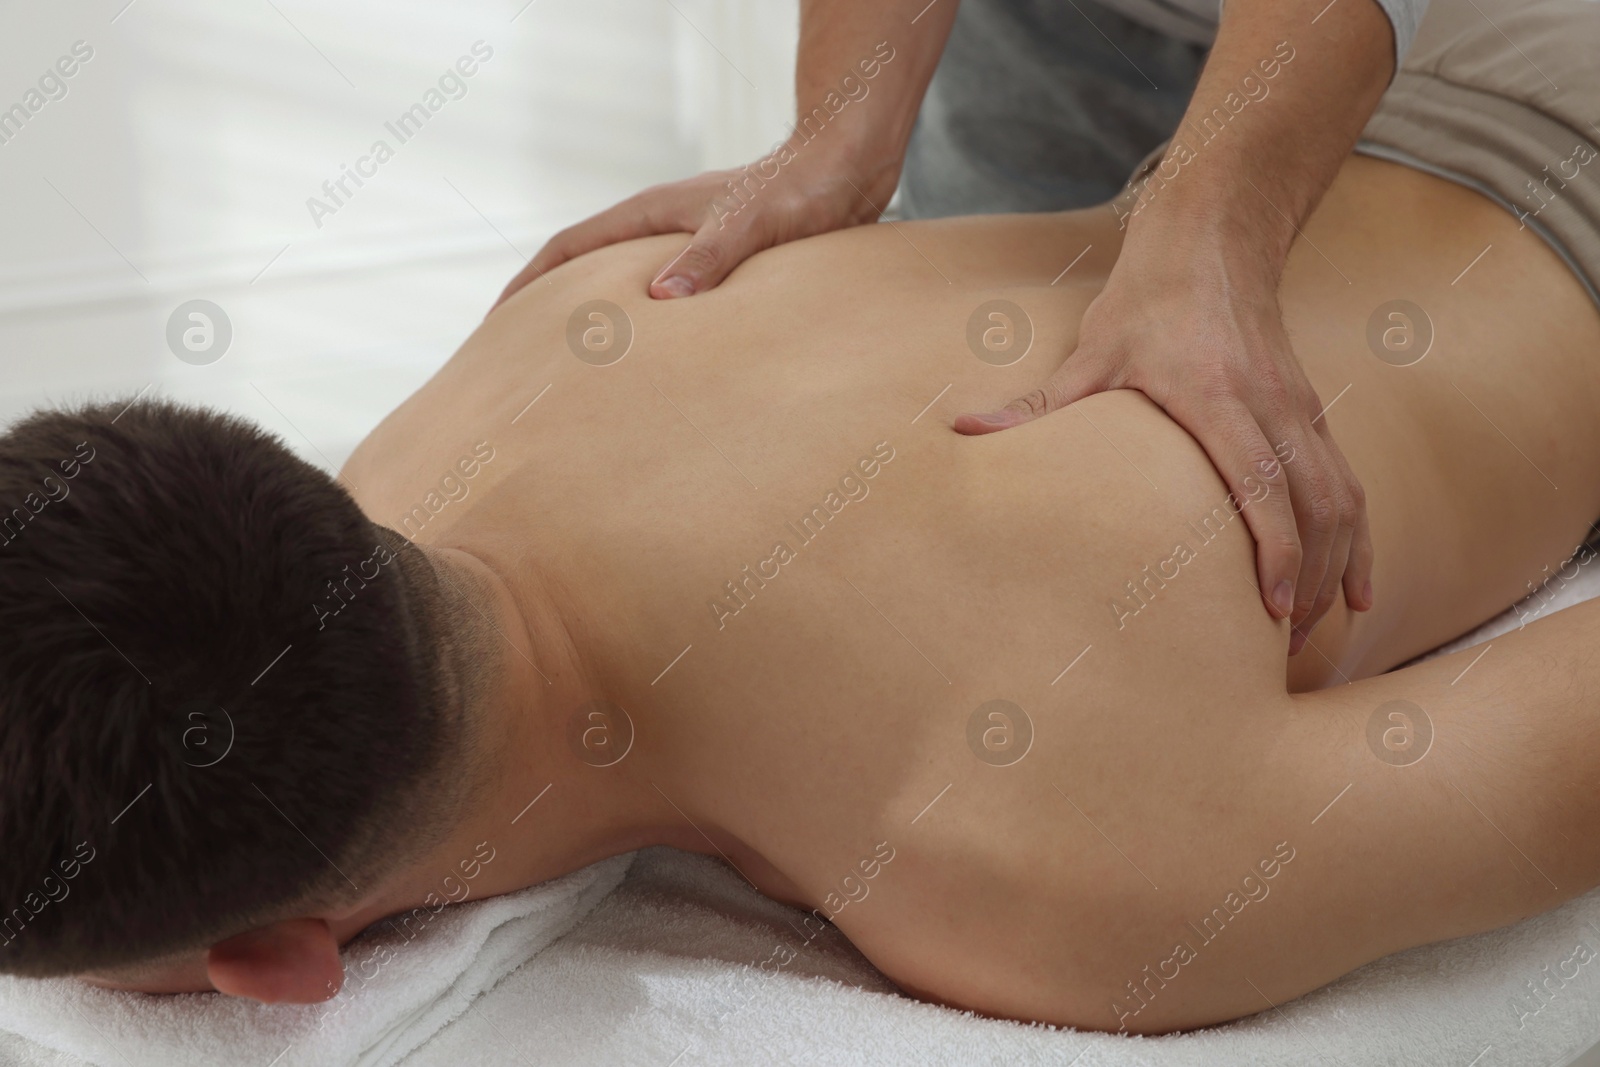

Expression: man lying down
xmin=6 ymin=3 xmax=1600 ymax=1039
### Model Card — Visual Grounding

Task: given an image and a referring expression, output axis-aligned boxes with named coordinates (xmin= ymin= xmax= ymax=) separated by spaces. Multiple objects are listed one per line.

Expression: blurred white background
xmin=0 ymin=0 xmax=798 ymax=467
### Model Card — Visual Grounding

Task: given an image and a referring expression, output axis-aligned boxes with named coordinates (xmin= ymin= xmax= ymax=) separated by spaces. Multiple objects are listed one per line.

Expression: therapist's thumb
xmin=953 ymin=361 xmax=1104 ymax=435
xmin=649 ymin=213 xmax=763 ymax=299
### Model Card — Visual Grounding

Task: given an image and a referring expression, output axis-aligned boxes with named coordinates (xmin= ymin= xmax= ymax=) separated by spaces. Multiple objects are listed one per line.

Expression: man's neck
xmin=390 ymin=544 xmax=669 ymax=905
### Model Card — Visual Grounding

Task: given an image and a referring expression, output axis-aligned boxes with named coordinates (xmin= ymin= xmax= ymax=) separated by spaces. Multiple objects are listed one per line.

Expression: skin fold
xmin=84 ymin=155 xmax=1600 ymax=1033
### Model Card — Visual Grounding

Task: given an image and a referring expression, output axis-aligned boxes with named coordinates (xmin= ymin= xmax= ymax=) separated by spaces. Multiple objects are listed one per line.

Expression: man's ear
xmin=206 ymin=918 xmax=344 ymax=1004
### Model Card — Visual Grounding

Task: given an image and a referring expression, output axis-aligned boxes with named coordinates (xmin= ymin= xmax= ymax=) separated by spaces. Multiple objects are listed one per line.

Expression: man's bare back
xmin=343 ymin=155 xmax=1600 ymax=1032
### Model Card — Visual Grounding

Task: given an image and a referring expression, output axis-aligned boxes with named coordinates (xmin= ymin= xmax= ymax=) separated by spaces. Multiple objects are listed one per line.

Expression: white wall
xmin=0 ymin=0 xmax=798 ymax=465
xmin=672 ymin=0 xmax=801 ymax=170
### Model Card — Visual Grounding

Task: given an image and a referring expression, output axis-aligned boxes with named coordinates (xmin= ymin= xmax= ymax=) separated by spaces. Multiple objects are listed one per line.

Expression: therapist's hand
xmin=955 ymin=244 xmax=1375 ymax=656
xmin=492 ymin=143 xmax=899 ymax=311
xmin=492 ymin=0 xmax=962 ymax=311
xmin=952 ymin=0 xmax=1394 ymax=654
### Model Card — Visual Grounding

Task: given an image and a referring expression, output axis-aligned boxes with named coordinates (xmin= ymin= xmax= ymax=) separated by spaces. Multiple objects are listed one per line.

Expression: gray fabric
xmin=896 ymin=0 xmax=1432 ymax=219
xmin=898 ymin=0 xmax=1209 ymax=217
xmin=901 ymin=0 xmax=1600 ymax=308
xmin=1356 ymin=0 xmax=1600 ymax=309
xmin=1095 ymin=0 xmax=1224 ymax=45
xmin=1094 ymin=0 xmax=1429 ymax=67
xmin=1374 ymin=0 xmax=1429 ymax=64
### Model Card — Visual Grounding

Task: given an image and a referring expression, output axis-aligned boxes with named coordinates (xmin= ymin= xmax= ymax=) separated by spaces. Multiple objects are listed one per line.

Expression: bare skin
xmin=499 ymin=0 xmax=1399 ymax=649
xmin=83 ymin=156 xmax=1600 ymax=1033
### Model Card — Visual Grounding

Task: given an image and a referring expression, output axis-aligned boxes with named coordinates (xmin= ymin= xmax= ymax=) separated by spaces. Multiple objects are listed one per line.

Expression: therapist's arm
xmin=959 ymin=0 xmax=1402 ymax=654
xmin=492 ymin=0 xmax=958 ymax=309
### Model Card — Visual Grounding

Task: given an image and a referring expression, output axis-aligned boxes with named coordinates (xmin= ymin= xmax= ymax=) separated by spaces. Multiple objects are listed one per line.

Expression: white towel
xmin=0 ymin=854 xmax=630 ymax=1067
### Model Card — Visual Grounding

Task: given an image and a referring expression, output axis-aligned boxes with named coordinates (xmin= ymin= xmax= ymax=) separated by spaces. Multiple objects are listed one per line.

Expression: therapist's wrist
xmin=1119 ymin=239 xmax=1284 ymax=312
xmin=788 ymin=95 xmax=921 ymax=210
xmin=1118 ymin=182 xmax=1295 ymax=295
xmin=776 ymin=128 xmax=904 ymax=211
xmin=1121 ymin=138 xmax=1307 ymax=259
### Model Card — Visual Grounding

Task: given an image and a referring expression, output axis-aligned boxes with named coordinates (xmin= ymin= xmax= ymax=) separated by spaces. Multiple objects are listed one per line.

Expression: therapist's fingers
xmin=1285 ymin=431 xmax=1361 ymax=654
xmin=648 ymin=205 xmax=773 ymax=299
xmin=1342 ymin=488 xmax=1376 ymax=615
xmin=1292 ymin=489 xmax=1354 ymax=656
xmin=1307 ymin=410 xmax=1375 ymax=616
xmin=1177 ymin=395 xmax=1305 ymax=624
xmin=1309 ymin=415 xmax=1375 ymax=621
xmin=1279 ymin=431 xmax=1338 ymax=650
xmin=491 ymin=184 xmax=710 ymax=311
xmin=952 ymin=351 xmax=1114 ymax=435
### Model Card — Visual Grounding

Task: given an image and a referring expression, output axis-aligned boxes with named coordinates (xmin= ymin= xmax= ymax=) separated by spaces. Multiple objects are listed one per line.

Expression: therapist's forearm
xmin=1121 ymin=0 xmax=1394 ymax=280
xmin=794 ymin=0 xmax=960 ymax=189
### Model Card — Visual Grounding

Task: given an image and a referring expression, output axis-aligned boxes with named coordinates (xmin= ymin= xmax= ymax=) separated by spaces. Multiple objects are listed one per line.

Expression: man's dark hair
xmin=0 ymin=398 xmax=474 ymax=975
